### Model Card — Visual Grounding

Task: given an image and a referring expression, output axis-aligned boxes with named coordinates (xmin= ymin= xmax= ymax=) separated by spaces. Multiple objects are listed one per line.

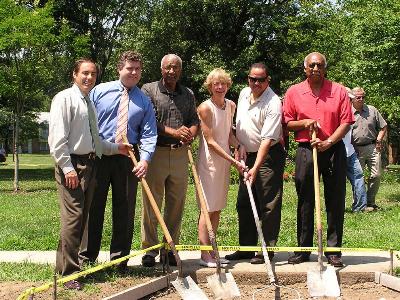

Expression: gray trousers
xmin=55 ymin=154 xmax=96 ymax=276
xmin=356 ymin=143 xmax=382 ymax=206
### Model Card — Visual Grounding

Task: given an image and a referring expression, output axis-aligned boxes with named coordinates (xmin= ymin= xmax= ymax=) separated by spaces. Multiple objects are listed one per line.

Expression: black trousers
xmin=55 ymin=154 xmax=96 ymax=276
xmin=80 ymin=153 xmax=139 ymax=264
xmin=294 ymin=141 xmax=346 ymax=256
xmin=237 ymin=143 xmax=286 ymax=247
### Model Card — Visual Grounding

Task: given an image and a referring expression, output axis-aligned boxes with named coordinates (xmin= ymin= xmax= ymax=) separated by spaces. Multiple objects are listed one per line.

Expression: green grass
xmin=1 ymin=154 xmax=399 ymax=252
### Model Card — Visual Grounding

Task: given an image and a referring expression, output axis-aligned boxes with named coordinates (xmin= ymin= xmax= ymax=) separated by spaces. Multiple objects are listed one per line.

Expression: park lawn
xmin=0 ymin=153 xmax=399 ymax=252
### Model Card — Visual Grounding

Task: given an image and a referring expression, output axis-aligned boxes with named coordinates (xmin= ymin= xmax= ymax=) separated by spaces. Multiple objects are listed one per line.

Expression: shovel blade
xmin=307 ymin=266 xmax=341 ymax=297
xmin=171 ymin=276 xmax=209 ymax=300
xmin=206 ymin=272 xmax=240 ymax=300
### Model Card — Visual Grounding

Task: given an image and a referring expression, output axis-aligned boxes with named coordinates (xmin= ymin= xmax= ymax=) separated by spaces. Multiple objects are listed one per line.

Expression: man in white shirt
xmin=48 ymin=58 xmax=129 ymax=290
xmin=225 ymin=63 xmax=285 ymax=264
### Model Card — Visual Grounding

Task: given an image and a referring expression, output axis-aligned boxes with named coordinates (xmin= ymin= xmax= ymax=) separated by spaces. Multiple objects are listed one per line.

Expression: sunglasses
xmin=248 ymin=76 xmax=267 ymax=83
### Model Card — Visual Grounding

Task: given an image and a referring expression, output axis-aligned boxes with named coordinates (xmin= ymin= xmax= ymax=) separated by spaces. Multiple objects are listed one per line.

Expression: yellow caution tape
xmin=17 ymin=243 xmax=164 ymax=300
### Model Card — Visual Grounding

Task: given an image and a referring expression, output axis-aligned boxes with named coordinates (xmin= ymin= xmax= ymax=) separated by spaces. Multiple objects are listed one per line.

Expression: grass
xmin=1 ymin=154 xmax=400 ymax=282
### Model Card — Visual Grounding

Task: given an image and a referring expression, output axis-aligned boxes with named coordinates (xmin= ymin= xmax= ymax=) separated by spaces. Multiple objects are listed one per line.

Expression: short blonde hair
xmin=204 ymin=68 xmax=232 ymax=94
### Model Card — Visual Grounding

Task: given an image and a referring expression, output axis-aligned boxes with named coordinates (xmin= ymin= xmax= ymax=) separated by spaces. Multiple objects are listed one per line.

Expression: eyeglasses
xmin=248 ymin=76 xmax=267 ymax=83
xmin=355 ymin=96 xmax=365 ymax=100
xmin=308 ymin=63 xmax=325 ymax=69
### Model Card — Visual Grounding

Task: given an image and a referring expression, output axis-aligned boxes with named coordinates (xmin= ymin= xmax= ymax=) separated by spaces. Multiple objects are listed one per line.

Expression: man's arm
xmin=312 ymin=123 xmax=351 ymax=152
xmin=376 ymin=125 xmax=387 ymax=152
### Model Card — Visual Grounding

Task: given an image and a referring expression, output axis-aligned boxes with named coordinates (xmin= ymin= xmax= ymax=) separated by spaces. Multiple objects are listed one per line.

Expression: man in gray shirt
xmin=225 ymin=62 xmax=285 ymax=264
xmin=140 ymin=54 xmax=199 ymax=267
xmin=351 ymin=87 xmax=387 ymax=210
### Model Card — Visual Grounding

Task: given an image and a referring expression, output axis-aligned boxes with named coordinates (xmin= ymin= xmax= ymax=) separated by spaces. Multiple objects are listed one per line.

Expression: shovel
xmin=187 ymin=147 xmax=240 ymax=299
xmin=306 ymin=130 xmax=341 ymax=297
xmin=242 ymin=166 xmax=276 ymax=286
xmin=122 ymin=135 xmax=208 ymax=300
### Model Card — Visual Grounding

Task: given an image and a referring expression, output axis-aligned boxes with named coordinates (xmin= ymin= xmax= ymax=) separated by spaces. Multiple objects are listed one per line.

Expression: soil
xmin=149 ymin=282 xmax=400 ymax=300
xmin=3 ymin=273 xmax=400 ymax=300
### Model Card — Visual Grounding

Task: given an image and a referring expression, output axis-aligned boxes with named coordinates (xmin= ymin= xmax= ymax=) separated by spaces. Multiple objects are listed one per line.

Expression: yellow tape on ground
xmin=17 ymin=243 xmax=164 ymax=300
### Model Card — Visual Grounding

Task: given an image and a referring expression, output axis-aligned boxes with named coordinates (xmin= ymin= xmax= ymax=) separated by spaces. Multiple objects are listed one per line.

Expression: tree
xmin=0 ymin=0 xmax=87 ymax=190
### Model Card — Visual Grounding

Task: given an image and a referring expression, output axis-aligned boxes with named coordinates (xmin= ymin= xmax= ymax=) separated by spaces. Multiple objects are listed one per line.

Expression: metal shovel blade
xmin=172 ymin=276 xmax=209 ymax=300
xmin=307 ymin=265 xmax=341 ymax=297
xmin=207 ymin=272 xmax=240 ymax=299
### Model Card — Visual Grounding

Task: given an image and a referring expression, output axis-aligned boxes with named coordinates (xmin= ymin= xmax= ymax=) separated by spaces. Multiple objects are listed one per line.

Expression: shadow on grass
xmin=0 ymin=168 xmax=54 ymax=181
xmin=387 ymin=192 xmax=400 ymax=203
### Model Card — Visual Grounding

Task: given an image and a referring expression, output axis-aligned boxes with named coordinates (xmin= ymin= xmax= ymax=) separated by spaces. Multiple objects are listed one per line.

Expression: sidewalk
xmin=0 ymin=250 xmax=398 ymax=274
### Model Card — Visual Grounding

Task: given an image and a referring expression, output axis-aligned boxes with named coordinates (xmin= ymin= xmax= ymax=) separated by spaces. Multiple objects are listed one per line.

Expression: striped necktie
xmin=115 ymin=87 xmax=129 ymax=143
xmin=84 ymin=96 xmax=102 ymax=158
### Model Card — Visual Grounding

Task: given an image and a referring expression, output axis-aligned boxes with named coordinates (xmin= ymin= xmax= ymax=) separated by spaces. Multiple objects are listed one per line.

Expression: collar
xmin=72 ymin=84 xmax=87 ymax=100
xmin=352 ymin=104 xmax=367 ymax=114
xmin=157 ymin=79 xmax=182 ymax=95
xmin=299 ymin=78 xmax=332 ymax=96
xmin=117 ymin=80 xmax=134 ymax=93
xmin=247 ymin=86 xmax=272 ymax=105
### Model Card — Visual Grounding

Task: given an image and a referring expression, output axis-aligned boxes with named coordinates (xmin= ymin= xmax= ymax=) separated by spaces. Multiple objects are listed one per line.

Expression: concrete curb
xmin=375 ymin=272 xmax=400 ymax=292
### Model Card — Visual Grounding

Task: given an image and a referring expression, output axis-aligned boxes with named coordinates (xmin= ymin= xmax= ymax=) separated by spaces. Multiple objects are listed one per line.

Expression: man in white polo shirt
xmin=225 ymin=62 xmax=285 ymax=264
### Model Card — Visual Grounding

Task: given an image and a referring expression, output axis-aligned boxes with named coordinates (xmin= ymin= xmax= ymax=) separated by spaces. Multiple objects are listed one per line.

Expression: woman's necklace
xmin=211 ymin=98 xmax=226 ymax=110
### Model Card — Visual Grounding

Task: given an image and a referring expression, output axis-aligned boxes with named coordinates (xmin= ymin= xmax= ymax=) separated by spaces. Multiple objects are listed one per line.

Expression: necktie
xmin=84 ymin=96 xmax=102 ymax=158
xmin=115 ymin=87 xmax=129 ymax=144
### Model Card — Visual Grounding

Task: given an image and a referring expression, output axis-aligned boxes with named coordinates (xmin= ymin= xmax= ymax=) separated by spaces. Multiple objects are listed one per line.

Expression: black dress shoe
xmin=250 ymin=252 xmax=274 ymax=264
xmin=327 ymin=255 xmax=343 ymax=267
xmin=167 ymin=251 xmax=177 ymax=266
xmin=64 ymin=280 xmax=83 ymax=290
xmin=116 ymin=263 xmax=129 ymax=274
xmin=225 ymin=251 xmax=254 ymax=260
xmin=142 ymin=254 xmax=156 ymax=267
xmin=288 ymin=253 xmax=310 ymax=264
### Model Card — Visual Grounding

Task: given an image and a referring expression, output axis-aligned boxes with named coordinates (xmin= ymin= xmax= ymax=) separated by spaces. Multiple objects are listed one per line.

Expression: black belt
xmin=246 ymin=152 xmax=257 ymax=156
xmin=156 ymin=143 xmax=183 ymax=149
xmin=355 ymin=141 xmax=376 ymax=147
xmin=71 ymin=152 xmax=96 ymax=160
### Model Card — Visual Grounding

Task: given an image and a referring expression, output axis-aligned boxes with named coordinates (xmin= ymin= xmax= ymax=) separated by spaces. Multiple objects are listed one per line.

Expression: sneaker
xmin=142 ymin=254 xmax=156 ymax=267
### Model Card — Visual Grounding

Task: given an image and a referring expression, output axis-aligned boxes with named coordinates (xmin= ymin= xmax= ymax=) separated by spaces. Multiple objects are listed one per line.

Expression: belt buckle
xmin=171 ymin=143 xmax=182 ymax=149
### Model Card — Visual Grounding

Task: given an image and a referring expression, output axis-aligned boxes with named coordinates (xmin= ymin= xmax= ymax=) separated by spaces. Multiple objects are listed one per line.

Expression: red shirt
xmin=283 ymin=79 xmax=354 ymax=142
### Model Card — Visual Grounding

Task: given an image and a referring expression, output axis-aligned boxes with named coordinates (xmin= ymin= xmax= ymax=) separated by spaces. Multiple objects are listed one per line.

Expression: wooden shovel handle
xmin=312 ymin=130 xmax=324 ymax=271
xmin=122 ymin=135 xmax=173 ymax=243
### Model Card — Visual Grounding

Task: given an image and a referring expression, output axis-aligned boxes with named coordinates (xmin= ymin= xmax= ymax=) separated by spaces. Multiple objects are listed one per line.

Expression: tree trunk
xmin=13 ymin=115 xmax=20 ymax=192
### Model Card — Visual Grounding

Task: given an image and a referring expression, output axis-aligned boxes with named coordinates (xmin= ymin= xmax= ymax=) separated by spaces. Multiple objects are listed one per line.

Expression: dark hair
xmin=73 ymin=58 xmax=97 ymax=75
xmin=249 ymin=62 xmax=269 ymax=76
xmin=117 ymin=51 xmax=143 ymax=70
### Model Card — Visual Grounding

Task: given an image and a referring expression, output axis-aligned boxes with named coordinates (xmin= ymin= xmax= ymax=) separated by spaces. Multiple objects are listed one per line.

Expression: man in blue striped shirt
xmin=80 ymin=51 xmax=157 ymax=271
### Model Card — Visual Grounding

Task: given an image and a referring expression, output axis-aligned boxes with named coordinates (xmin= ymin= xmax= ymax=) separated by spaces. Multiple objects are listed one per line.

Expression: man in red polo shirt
xmin=283 ymin=52 xmax=354 ymax=267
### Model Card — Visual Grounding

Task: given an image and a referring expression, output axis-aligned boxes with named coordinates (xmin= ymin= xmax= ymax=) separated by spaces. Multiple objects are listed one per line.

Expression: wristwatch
xmin=327 ymin=138 xmax=333 ymax=145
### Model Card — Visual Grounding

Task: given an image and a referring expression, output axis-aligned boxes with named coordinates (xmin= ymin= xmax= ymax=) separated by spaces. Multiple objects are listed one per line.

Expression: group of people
xmin=48 ymin=50 xmax=386 ymax=290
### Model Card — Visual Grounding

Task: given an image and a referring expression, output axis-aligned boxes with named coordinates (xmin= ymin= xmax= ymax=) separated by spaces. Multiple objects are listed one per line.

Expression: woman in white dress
xmin=196 ymin=68 xmax=244 ymax=267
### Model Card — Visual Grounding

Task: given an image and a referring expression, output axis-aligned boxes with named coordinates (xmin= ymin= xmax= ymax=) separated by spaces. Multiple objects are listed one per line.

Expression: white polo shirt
xmin=236 ymin=86 xmax=282 ymax=152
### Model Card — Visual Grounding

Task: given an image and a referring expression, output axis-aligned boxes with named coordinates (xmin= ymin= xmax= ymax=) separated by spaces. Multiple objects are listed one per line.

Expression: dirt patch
xmin=1 ymin=276 xmax=155 ymax=300
xmin=148 ymin=281 xmax=400 ymax=300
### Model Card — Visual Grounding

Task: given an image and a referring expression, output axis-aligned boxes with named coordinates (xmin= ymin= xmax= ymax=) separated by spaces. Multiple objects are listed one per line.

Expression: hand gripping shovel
xmin=187 ymin=147 xmax=240 ymax=299
xmin=306 ymin=130 xmax=341 ymax=297
xmin=122 ymin=135 xmax=208 ymax=300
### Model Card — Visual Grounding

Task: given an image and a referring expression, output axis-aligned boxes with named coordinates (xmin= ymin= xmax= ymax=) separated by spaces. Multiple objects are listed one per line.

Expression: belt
xmin=156 ymin=143 xmax=183 ymax=149
xmin=355 ymin=141 xmax=376 ymax=147
xmin=246 ymin=152 xmax=257 ymax=156
xmin=70 ymin=152 xmax=96 ymax=160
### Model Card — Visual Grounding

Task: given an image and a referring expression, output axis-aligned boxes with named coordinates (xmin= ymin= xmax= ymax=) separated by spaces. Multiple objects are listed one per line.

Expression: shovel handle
xmin=243 ymin=164 xmax=275 ymax=284
xmin=122 ymin=135 xmax=182 ymax=274
xmin=187 ymin=147 xmax=222 ymax=275
xmin=312 ymin=130 xmax=324 ymax=271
